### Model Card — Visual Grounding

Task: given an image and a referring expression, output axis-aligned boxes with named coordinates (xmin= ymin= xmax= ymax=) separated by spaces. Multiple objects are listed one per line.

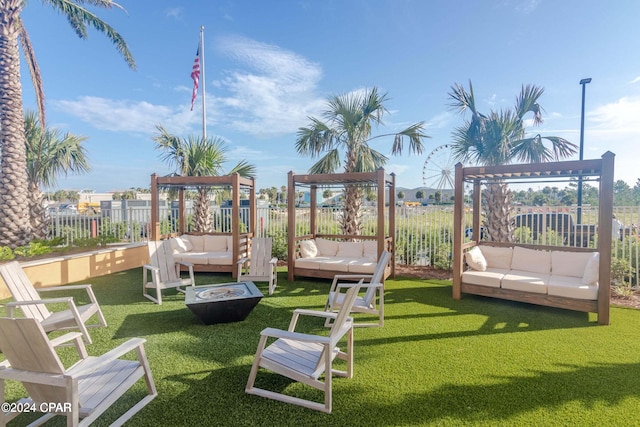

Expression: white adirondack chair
xmin=0 ymin=317 xmax=156 ymax=427
xmin=143 ymin=240 xmax=195 ymax=304
xmin=237 ymin=237 xmax=278 ymax=295
xmin=0 ymin=261 xmax=106 ymax=344
xmin=324 ymin=250 xmax=391 ymax=328
xmin=245 ymin=282 xmax=362 ymax=413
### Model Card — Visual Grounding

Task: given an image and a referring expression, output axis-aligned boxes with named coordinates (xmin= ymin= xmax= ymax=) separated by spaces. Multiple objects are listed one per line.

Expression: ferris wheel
xmin=422 ymin=144 xmax=456 ymax=191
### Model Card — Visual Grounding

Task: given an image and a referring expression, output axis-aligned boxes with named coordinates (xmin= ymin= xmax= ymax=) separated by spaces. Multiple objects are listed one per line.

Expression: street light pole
xmin=577 ymin=77 xmax=591 ymax=224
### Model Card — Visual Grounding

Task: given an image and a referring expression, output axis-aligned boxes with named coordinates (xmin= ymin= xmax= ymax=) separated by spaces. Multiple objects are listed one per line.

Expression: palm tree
xmin=296 ymin=87 xmax=428 ymax=235
xmin=24 ymin=111 xmax=90 ymax=239
xmin=0 ymin=0 xmax=135 ymax=248
xmin=153 ymin=125 xmax=256 ymax=232
xmin=448 ymin=81 xmax=577 ymax=241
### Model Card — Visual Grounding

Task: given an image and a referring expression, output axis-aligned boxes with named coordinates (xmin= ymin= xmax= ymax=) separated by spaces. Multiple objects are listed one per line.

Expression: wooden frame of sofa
xmin=287 ymin=168 xmax=396 ymax=281
xmin=150 ymin=173 xmax=256 ymax=278
xmin=452 ymin=152 xmax=615 ymax=325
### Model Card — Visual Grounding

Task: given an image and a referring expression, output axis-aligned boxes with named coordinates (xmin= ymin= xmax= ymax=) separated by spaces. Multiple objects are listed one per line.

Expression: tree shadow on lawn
xmin=138 ymin=359 xmax=640 ymax=426
xmin=358 ymin=278 xmax=593 ymax=347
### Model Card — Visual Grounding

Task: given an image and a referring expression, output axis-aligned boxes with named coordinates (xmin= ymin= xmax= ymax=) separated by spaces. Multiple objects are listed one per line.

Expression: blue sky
xmin=19 ymin=0 xmax=640 ymax=193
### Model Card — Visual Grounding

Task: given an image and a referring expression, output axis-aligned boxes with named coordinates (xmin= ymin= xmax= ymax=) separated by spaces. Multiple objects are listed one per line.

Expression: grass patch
xmin=2 ymin=270 xmax=640 ymax=426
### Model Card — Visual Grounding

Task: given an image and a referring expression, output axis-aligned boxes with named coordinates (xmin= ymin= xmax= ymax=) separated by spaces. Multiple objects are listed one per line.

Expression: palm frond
xmin=45 ymin=0 xmax=136 ymax=69
xmin=308 ymin=149 xmax=341 ymax=174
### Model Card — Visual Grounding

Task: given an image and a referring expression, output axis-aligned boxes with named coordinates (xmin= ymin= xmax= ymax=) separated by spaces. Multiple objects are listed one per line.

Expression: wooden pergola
xmin=150 ymin=173 xmax=256 ymax=277
xmin=287 ymin=168 xmax=396 ymax=281
xmin=452 ymin=151 xmax=615 ymax=325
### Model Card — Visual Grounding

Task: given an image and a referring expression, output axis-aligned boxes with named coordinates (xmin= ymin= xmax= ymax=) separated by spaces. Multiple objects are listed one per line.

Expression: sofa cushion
xmin=179 ymin=235 xmax=194 ymax=252
xmin=295 ymin=257 xmax=331 ymax=270
xmin=479 ymin=246 xmax=513 ymax=269
xmin=462 ymin=268 xmax=509 ymax=288
xmin=501 ymin=270 xmax=549 ymax=293
xmin=582 ymin=252 xmax=600 ymax=285
xmin=551 ymin=251 xmax=593 ymax=278
xmin=317 ymin=258 xmax=352 ymax=273
xmin=510 ymin=246 xmax=551 ymax=274
xmin=206 ymin=252 xmax=233 ymax=265
xmin=184 ymin=235 xmax=204 ymax=252
xmin=348 ymin=258 xmax=378 ymax=274
xmin=336 ymin=241 xmax=363 ymax=258
xmin=204 ymin=235 xmax=228 ymax=252
xmin=170 ymin=237 xmax=189 ymax=253
xmin=173 ymin=252 xmax=210 ymax=264
xmin=362 ymin=241 xmax=378 ymax=261
xmin=465 ymin=246 xmax=487 ymax=271
xmin=227 ymin=236 xmax=234 ymax=252
xmin=299 ymin=240 xmax=318 ymax=258
xmin=316 ymin=238 xmax=339 ymax=257
xmin=548 ymin=275 xmax=598 ymax=300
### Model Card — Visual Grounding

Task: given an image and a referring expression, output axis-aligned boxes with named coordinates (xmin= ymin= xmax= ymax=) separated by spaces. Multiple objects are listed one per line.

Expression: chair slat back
xmin=0 ymin=261 xmax=51 ymax=321
xmin=313 ymin=283 xmax=361 ymax=377
xmin=148 ymin=240 xmax=179 ymax=282
xmin=0 ymin=317 xmax=67 ymax=404
xmin=362 ymin=251 xmax=391 ymax=305
xmin=249 ymin=238 xmax=273 ymax=277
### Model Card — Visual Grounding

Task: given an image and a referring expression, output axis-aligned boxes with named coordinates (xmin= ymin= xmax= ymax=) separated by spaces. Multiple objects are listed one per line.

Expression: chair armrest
xmin=49 ymin=332 xmax=88 ymax=358
xmin=237 ymin=257 xmax=249 ymax=265
xmin=143 ymin=264 xmax=158 ymax=271
xmin=260 ymin=327 xmax=330 ymax=344
xmin=68 ymin=338 xmax=148 ymax=376
xmin=269 ymin=257 xmax=278 ymax=264
xmin=6 ymin=297 xmax=74 ymax=307
xmin=176 ymin=260 xmax=194 ymax=268
xmin=38 ymin=284 xmax=92 ymax=292
xmin=293 ymin=308 xmax=338 ymax=320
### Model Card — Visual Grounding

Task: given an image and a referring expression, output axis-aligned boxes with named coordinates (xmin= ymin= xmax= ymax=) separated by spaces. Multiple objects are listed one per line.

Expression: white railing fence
xmin=46 ymin=205 xmax=640 ymax=285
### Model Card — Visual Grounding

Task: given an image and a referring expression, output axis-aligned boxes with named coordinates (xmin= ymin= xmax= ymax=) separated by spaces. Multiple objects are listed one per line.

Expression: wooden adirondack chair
xmin=245 ymin=282 xmax=362 ymax=413
xmin=143 ymin=240 xmax=195 ymax=304
xmin=324 ymin=250 xmax=391 ymax=328
xmin=237 ymin=238 xmax=278 ymax=295
xmin=0 ymin=317 xmax=156 ymax=427
xmin=0 ymin=261 xmax=106 ymax=345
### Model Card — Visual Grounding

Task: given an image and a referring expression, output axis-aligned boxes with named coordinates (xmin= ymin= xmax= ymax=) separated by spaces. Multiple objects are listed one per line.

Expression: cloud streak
xmin=213 ymin=35 xmax=325 ymax=137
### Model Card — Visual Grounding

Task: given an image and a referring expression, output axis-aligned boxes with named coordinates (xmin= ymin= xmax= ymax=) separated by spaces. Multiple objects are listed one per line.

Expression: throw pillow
xmin=299 ymin=240 xmax=318 ymax=258
xmin=582 ymin=252 xmax=600 ymax=285
xmin=315 ymin=238 xmax=339 ymax=257
xmin=178 ymin=235 xmax=193 ymax=252
xmin=465 ymin=246 xmax=487 ymax=271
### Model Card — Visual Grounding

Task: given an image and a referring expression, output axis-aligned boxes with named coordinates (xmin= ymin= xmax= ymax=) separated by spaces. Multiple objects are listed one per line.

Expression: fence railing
xmin=46 ymin=204 xmax=640 ymax=285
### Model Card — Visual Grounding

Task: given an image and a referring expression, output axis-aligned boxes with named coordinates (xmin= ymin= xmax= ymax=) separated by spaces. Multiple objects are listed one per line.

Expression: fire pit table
xmin=185 ymin=281 xmax=263 ymax=325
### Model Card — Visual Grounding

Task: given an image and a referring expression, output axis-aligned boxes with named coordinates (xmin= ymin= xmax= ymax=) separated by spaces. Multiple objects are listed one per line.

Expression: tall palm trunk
xmin=483 ymin=182 xmax=514 ymax=242
xmin=193 ymin=187 xmax=212 ymax=232
xmin=341 ymin=184 xmax=363 ymax=236
xmin=28 ymin=181 xmax=49 ymax=240
xmin=0 ymin=20 xmax=31 ymax=248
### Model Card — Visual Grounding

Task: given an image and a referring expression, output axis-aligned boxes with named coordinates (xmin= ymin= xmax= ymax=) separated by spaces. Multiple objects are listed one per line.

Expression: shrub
xmin=14 ymin=242 xmax=52 ymax=257
xmin=0 ymin=246 xmax=15 ymax=261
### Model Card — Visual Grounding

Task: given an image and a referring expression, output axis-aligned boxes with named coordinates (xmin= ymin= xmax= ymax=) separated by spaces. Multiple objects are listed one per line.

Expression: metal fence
xmin=47 ymin=204 xmax=640 ymax=284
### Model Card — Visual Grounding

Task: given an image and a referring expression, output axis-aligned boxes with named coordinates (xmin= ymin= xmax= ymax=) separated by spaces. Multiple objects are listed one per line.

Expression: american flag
xmin=190 ymin=46 xmax=200 ymax=111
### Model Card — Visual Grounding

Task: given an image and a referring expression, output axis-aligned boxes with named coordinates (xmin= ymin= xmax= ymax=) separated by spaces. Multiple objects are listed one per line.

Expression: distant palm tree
xmin=24 ymin=111 xmax=90 ymax=240
xmin=296 ymin=87 xmax=428 ymax=235
xmin=0 ymin=0 xmax=135 ymax=248
xmin=448 ymin=81 xmax=577 ymax=241
xmin=153 ymin=125 xmax=255 ymax=232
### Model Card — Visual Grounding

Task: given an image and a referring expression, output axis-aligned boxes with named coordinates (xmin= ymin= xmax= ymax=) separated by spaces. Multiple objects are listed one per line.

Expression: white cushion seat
xmin=501 ymin=270 xmax=549 ymax=294
xmin=173 ymin=252 xmax=210 ymax=264
xmin=295 ymin=257 xmax=332 ymax=270
xmin=348 ymin=258 xmax=378 ymax=274
xmin=547 ymin=275 xmax=598 ymax=300
xmin=462 ymin=268 xmax=510 ymax=288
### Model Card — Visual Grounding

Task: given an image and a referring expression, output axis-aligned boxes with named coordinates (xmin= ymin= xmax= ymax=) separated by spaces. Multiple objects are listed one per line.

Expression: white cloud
xmin=589 ymin=96 xmax=640 ymax=134
xmin=629 ymin=76 xmax=640 ymax=85
xmin=52 ymin=96 xmax=198 ymax=135
xmin=213 ymin=35 xmax=325 ymax=137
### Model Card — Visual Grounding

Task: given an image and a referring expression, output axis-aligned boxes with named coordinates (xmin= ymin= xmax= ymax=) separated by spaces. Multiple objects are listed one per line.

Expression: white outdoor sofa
xmin=293 ymin=237 xmax=390 ymax=279
xmin=457 ymin=243 xmax=602 ymax=318
xmin=169 ymin=234 xmax=238 ymax=273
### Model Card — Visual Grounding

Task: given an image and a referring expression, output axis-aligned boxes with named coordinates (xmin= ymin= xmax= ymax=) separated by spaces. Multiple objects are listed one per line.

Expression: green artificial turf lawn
xmin=2 ymin=269 xmax=640 ymax=426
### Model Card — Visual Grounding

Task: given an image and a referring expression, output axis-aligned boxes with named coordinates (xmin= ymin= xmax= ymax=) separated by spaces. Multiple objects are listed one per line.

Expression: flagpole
xmin=200 ymin=25 xmax=206 ymax=139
